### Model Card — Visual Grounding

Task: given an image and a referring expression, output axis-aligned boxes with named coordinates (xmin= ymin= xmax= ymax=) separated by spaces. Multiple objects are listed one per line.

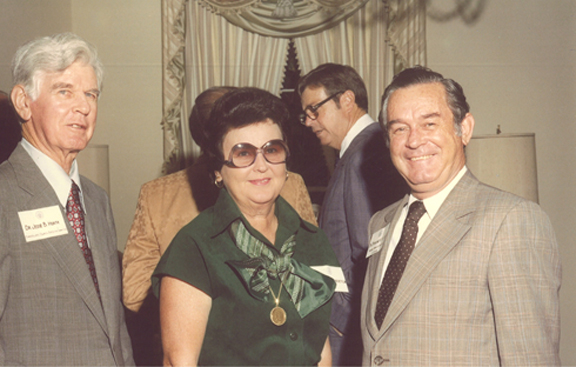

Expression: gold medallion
xmin=270 ymin=306 xmax=287 ymax=326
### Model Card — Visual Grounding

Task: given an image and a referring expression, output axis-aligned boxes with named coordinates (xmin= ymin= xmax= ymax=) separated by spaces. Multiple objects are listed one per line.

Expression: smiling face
xmin=386 ymin=82 xmax=474 ymax=199
xmin=300 ymin=86 xmax=353 ymax=150
xmin=215 ymin=120 xmax=287 ymax=215
xmin=15 ymin=61 xmax=99 ymax=171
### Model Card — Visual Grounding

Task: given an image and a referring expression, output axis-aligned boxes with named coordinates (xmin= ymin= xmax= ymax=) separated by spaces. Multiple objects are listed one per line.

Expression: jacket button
xmin=289 ymin=332 xmax=298 ymax=341
xmin=374 ymin=356 xmax=388 ymax=365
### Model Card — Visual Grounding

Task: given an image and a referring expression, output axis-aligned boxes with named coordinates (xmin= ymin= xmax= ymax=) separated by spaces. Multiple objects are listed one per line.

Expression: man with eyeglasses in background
xmin=298 ymin=63 xmax=407 ymax=366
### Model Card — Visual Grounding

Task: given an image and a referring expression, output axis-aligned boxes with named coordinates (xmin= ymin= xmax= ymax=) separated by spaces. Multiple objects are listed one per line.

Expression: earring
xmin=286 ymin=172 xmax=289 ymax=181
xmin=214 ymin=178 xmax=224 ymax=188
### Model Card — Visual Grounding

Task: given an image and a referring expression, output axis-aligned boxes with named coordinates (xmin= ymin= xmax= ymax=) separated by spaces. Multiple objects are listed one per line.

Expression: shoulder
xmin=140 ymin=168 xmax=189 ymax=194
xmin=344 ymin=124 xmax=389 ymax=164
xmin=281 ymin=170 xmax=305 ymax=196
xmin=370 ymin=198 xmax=404 ymax=228
xmin=80 ymin=175 xmax=108 ymax=199
xmin=0 ymin=160 xmax=16 ymax=192
xmin=451 ymin=172 xmax=548 ymax=225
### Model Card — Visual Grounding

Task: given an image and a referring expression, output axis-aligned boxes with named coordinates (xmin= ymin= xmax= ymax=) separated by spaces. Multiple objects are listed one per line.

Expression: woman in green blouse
xmin=153 ymin=88 xmax=341 ymax=366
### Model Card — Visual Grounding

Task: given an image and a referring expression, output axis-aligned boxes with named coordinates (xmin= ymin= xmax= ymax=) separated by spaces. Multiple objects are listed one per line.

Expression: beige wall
xmin=1 ymin=0 xmax=575 ymax=363
xmin=427 ymin=0 xmax=576 ymax=364
xmin=70 ymin=0 xmax=163 ymax=252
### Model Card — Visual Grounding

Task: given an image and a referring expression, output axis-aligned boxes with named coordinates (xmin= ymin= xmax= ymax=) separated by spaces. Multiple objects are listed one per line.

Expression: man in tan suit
xmin=361 ymin=66 xmax=561 ymax=366
xmin=122 ymin=87 xmax=317 ymax=364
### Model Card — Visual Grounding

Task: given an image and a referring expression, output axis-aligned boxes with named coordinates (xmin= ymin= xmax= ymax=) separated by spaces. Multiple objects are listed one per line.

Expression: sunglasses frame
xmin=222 ymin=139 xmax=290 ymax=168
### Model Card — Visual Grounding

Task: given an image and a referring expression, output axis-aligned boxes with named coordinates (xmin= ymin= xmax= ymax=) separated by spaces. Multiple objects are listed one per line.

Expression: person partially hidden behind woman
xmin=152 ymin=88 xmax=342 ymax=366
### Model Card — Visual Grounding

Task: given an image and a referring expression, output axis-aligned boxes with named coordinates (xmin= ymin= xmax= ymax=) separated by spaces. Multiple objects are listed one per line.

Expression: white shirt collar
xmin=339 ymin=113 xmax=375 ymax=158
xmin=20 ymin=138 xmax=83 ymax=208
xmin=407 ymin=166 xmax=468 ymax=221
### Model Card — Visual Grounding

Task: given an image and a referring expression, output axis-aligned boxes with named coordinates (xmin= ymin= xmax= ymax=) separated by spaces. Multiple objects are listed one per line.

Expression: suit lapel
xmin=366 ymin=196 xmax=407 ymax=340
xmin=374 ymin=172 xmax=479 ymax=336
xmin=81 ymin=187 xmax=114 ymax=330
xmin=10 ymin=145 xmax=109 ymax=333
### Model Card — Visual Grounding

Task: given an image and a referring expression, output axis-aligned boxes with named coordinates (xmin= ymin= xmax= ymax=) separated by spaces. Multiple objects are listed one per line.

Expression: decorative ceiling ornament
xmin=197 ymin=0 xmax=370 ymax=38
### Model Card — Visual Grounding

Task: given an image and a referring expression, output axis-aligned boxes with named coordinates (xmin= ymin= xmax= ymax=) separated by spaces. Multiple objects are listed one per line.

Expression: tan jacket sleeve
xmin=122 ymin=184 xmax=161 ymax=312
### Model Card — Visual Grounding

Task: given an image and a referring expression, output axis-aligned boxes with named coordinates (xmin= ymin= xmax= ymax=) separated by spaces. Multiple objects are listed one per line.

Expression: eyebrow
xmin=387 ymin=112 xmax=442 ymax=127
xmin=51 ymin=82 xmax=73 ymax=91
xmin=422 ymin=112 xmax=441 ymax=119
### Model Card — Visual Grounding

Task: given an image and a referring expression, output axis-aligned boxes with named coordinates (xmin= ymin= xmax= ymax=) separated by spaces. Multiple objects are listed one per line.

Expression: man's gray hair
xmin=11 ymin=33 xmax=103 ymax=101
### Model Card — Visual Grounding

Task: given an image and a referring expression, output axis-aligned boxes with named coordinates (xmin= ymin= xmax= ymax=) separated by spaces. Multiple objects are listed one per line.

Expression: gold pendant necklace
xmin=268 ymin=273 xmax=287 ymax=326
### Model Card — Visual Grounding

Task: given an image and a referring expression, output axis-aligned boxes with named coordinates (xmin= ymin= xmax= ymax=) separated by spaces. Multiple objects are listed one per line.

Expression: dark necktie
xmin=67 ymin=181 xmax=101 ymax=300
xmin=374 ymin=200 xmax=426 ymax=329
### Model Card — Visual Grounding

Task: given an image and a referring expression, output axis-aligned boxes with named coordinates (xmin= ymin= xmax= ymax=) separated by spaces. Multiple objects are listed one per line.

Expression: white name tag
xmin=18 ymin=205 xmax=68 ymax=242
xmin=311 ymin=265 xmax=349 ymax=293
xmin=366 ymin=225 xmax=389 ymax=258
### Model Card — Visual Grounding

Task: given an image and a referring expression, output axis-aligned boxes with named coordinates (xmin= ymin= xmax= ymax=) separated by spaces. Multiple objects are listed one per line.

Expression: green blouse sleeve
xmin=152 ymin=229 xmax=212 ymax=298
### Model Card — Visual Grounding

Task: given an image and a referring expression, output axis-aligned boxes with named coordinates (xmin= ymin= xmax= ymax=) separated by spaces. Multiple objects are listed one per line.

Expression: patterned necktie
xmin=374 ymin=200 xmax=426 ymax=329
xmin=66 ymin=181 xmax=101 ymax=300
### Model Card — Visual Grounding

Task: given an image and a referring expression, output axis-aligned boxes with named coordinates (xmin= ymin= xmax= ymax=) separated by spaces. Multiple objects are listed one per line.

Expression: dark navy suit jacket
xmin=319 ymin=122 xmax=407 ymax=335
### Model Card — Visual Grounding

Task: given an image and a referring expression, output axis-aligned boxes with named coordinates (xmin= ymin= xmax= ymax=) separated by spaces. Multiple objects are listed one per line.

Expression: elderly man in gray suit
xmin=0 ymin=33 xmax=134 ymax=366
xmin=299 ymin=63 xmax=407 ymax=366
xmin=361 ymin=66 xmax=561 ymax=366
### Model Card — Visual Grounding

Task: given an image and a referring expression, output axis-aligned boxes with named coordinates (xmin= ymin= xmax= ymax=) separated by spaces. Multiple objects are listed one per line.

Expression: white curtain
xmin=160 ymin=0 xmax=426 ymax=173
xmin=296 ymin=0 xmax=426 ymax=119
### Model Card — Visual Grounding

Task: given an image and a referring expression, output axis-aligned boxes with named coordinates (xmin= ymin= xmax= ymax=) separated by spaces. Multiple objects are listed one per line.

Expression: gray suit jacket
xmin=0 ymin=144 xmax=134 ymax=366
xmin=361 ymin=171 xmax=561 ymax=366
xmin=320 ymin=122 xmax=407 ymax=335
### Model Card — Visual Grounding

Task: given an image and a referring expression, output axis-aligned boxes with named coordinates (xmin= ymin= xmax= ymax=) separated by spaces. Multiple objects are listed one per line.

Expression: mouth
xmin=68 ymin=123 xmax=87 ymax=130
xmin=249 ymin=178 xmax=271 ymax=186
xmin=409 ymin=154 xmax=433 ymax=161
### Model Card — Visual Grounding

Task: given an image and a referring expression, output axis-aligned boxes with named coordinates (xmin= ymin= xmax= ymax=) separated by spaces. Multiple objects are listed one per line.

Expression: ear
xmin=214 ymin=170 xmax=222 ymax=182
xmin=460 ymin=113 xmax=475 ymax=146
xmin=340 ymin=90 xmax=355 ymax=111
xmin=11 ymin=85 xmax=32 ymax=122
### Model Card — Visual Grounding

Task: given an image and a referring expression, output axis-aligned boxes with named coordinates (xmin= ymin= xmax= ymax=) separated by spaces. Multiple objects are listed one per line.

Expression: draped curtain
xmin=160 ymin=0 xmax=426 ymax=174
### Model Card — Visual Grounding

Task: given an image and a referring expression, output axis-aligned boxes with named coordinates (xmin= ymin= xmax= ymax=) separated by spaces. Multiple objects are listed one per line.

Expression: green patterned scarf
xmin=226 ymin=219 xmax=334 ymax=318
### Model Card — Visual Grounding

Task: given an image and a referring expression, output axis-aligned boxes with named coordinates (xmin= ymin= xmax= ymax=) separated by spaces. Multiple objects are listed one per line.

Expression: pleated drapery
xmin=160 ymin=0 xmax=426 ymax=174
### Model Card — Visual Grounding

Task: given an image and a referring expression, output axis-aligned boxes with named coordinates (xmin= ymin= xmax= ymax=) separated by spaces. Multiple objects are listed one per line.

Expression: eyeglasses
xmin=223 ymin=139 xmax=290 ymax=168
xmin=299 ymin=91 xmax=344 ymax=125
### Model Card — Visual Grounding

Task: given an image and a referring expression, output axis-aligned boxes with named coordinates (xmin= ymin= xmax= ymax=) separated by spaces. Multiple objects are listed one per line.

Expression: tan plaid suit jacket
xmin=361 ymin=170 xmax=561 ymax=366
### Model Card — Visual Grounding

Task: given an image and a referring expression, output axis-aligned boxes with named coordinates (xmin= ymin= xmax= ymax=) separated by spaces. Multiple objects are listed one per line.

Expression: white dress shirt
xmin=379 ymin=166 xmax=468 ymax=283
xmin=339 ymin=113 xmax=376 ymax=158
xmin=21 ymin=138 xmax=89 ymax=248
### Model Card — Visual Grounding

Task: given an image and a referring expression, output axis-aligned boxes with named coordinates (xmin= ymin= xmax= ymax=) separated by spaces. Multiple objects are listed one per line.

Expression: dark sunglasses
xmin=299 ymin=91 xmax=344 ymax=125
xmin=223 ymin=139 xmax=290 ymax=168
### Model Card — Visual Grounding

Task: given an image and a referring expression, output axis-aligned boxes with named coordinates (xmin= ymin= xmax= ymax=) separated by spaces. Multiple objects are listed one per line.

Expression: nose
xmin=75 ymin=95 xmax=91 ymax=115
xmin=304 ymin=115 xmax=315 ymax=127
xmin=406 ymin=126 xmax=425 ymax=148
xmin=252 ymin=151 xmax=269 ymax=172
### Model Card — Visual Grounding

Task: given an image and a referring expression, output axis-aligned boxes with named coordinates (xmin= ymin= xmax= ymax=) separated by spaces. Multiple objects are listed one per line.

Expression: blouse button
xmin=289 ymin=332 xmax=298 ymax=341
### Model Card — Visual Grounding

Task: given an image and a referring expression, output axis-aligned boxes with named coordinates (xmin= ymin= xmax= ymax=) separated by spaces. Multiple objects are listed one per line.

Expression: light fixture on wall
xmin=76 ymin=144 xmax=110 ymax=195
xmin=466 ymin=133 xmax=539 ymax=203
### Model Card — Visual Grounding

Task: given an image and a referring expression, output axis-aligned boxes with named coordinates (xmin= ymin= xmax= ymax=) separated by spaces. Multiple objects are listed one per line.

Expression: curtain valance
xmin=197 ymin=0 xmax=369 ymax=38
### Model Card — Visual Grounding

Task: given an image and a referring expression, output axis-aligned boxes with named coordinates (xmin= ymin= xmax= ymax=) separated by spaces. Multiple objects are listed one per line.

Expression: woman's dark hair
xmin=204 ymin=87 xmax=290 ymax=173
